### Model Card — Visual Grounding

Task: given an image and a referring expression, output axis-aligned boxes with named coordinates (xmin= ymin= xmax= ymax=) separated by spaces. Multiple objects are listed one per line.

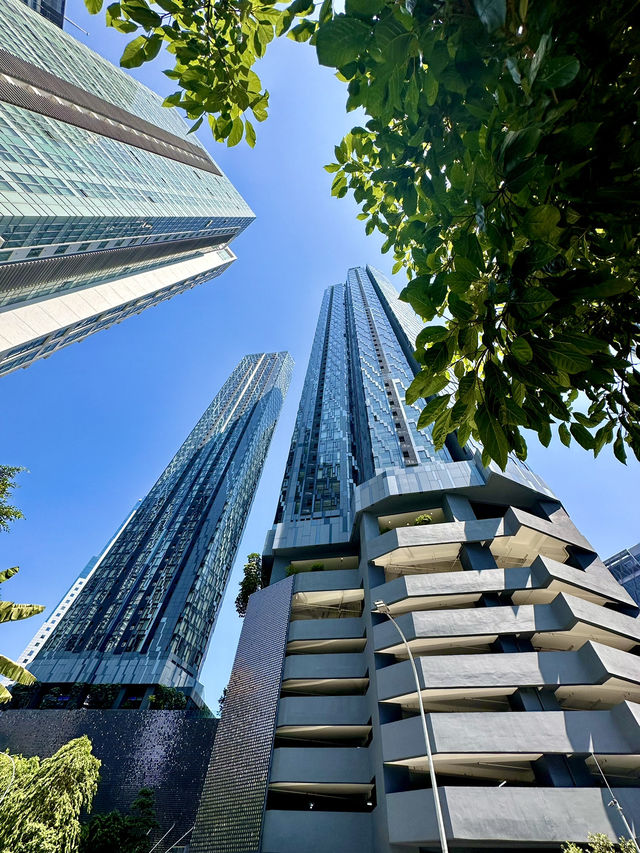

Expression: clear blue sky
xmin=1 ymin=0 xmax=637 ymax=709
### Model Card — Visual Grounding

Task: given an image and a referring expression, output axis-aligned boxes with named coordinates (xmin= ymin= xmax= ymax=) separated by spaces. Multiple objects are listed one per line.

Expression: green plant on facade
xmin=235 ymin=552 xmax=263 ymax=617
xmin=285 ymin=562 xmax=324 ymax=576
xmin=562 ymin=833 xmax=638 ymax=853
xmin=148 ymin=684 xmax=188 ymax=709
xmin=0 ymin=736 xmax=100 ymax=853
xmin=413 ymin=513 xmax=433 ymax=525
xmin=79 ymin=786 xmax=159 ymax=853
xmin=82 ymin=0 xmax=639 ymax=470
xmin=0 ymin=466 xmax=45 ymax=703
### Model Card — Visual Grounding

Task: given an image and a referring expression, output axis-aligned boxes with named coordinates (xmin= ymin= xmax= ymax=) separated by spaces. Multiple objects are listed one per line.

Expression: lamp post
xmin=373 ymin=599 xmax=449 ymax=853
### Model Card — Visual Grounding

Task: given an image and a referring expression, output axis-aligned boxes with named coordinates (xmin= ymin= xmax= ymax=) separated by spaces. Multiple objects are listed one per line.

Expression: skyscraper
xmin=606 ymin=543 xmax=640 ymax=605
xmin=19 ymin=0 xmax=65 ymax=27
xmin=16 ymin=502 xmax=141 ymax=671
xmin=28 ymin=352 xmax=293 ymax=707
xmin=0 ymin=0 xmax=254 ymax=376
xmin=192 ymin=266 xmax=640 ymax=853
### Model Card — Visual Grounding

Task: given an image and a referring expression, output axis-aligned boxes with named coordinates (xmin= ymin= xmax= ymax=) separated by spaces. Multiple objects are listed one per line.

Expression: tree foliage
xmin=0 ymin=568 xmax=44 ymax=703
xmin=0 ymin=736 xmax=100 ymax=853
xmin=235 ymin=552 xmax=262 ymax=617
xmin=79 ymin=787 xmax=159 ymax=853
xmin=85 ymin=0 xmax=640 ymax=467
xmin=563 ymin=833 xmax=638 ymax=853
xmin=0 ymin=466 xmax=24 ymax=533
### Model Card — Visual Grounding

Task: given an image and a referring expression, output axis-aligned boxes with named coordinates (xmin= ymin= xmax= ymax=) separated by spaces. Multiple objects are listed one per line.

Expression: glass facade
xmin=0 ymin=0 xmax=254 ymax=373
xmin=20 ymin=0 xmax=65 ymax=27
xmin=605 ymin=543 xmax=640 ymax=605
xmin=29 ymin=352 xmax=293 ymax=697
xmin=275 ymin=265 xmax=453 ymax=530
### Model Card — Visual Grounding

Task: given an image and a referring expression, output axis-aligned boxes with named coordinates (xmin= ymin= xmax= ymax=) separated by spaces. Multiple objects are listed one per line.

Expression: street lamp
xmin=373 ymin=599 xmax=449 ymax=853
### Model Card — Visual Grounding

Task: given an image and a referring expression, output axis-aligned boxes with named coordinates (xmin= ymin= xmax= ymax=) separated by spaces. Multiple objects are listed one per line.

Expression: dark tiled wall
xmin=0 ymin=709 xmax=216 ymax=852
xmin=191 ymin=577 xmax=294 ymax=853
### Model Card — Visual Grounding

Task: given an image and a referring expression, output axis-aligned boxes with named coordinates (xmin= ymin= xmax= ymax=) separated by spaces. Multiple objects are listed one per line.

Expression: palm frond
xmin=0 ymin=684 xmax=12 ymax=704
xmin=0 ymin=602 xmax=45 ymax=624
xmin=0 ymin=566 xmax=19 ymax=584
xmin=0 ymin=655 xmax=36 ymax=685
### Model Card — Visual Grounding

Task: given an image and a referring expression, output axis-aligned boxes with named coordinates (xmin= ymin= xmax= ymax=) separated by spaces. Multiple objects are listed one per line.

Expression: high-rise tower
xmin=28 ymin=352 xmax=293 ymax=706
xmin=192 ymin=266 xmax=640 ymax=853
xmin=19 ymin=0 xmax=65 ymax=26
xmin=0 ymin=0 xmax=254 ymax=376
xmin=606 ymin=544 xmax=640 ymax=605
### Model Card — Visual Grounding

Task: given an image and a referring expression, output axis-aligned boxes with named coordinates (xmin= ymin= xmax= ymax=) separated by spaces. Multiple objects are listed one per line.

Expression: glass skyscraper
xmin=193 ymin=267 xmax=640 ymax=853
xmin=20 ymin=0 xmax=65 ymax=26
xmin=0 ymin=0 xmax=254 ymax=376
xmin=29 ymin=352 xmax=293 ymax=706
xmin=606 ymin=543 xmax=640 ymax=605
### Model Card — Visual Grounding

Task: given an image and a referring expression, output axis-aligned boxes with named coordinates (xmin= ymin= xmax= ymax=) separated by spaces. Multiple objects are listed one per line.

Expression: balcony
xmin=376 ymin=642 xmax=640 ymax=712
xmin=282 ymin=653 xmax=368 ymax=696
xmin=276 ymin=695 xmax=371 ymax=746
xmin=373 ymin=593 xmax=640 ymax=657
xmin=382 ymin=704 xmax=640 ymax=783
xmin=287 ymin=617 xmax=366 ymax=655
xmin=367 ymin=509 xmax=592 ymax=580
xmin=262 ymin=811 xmax=372 ymax=853
xmin=386 ymin=786 xmax=640 ymax=847
xmin=372 ymin=555 xmax=636 ymax=615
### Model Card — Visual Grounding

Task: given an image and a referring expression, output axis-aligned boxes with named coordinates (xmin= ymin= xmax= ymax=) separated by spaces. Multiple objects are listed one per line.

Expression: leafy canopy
xmin=86 ymin=0 xmax=640 ymax=468
xmin=0 ymin=736 xmax=100 ymax=853
xmin=235 ymin=552 xmax=262 ymax=617
xmin=0 ymin=466 xmax=24 ymax=533
xmin=563 ymin=833 xmax=638 ymax=853
xmin=0 ymin=468 xmax=44 ymax=702
xmin=79 ymin=787 xmax=159 ymax=853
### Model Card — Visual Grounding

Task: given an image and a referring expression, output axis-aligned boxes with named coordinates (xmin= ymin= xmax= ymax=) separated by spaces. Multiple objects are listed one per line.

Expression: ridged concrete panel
xmin=382 ymin=703 xmax=640 ymax=762
xmin=386 ymin=787 xmax=640 ymax=846
xmin=288 ymin=617 xmax=365 ymax=643
xmin=373 ymin=555 xmax=636 ymax=610
xmin=270 ymin=747 xmax=371 ymax=784
xmin=376 ymin=642 xmax=640 ymax=701
xmin=277 ymin=696 xmax=370 ymax=728
xmin=293 ymin=570 xmax=362 ymax=593
xmin=262 ymin=811 xmax=372 ymax=853
xmin=283 ymin=653 xmax=367 ymax=681
xmin=373 ymin=593 xmax=640 ymax=653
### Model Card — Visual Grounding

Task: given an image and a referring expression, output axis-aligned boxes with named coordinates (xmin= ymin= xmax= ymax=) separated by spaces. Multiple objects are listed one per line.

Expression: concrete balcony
xmin=278 ymin=695 xmax=370 ymax=728
xmin=367 ymin=508 xmax=591 ymax=576
xmin=293 ymin=569 xmax=361 ymax=594
xmin=376 ymin=642 xmax=640 ymax=711
xmin=373 ymin=555 xmax=635 ymax=614
xmin=373 ymin=593 xmax=640 ymax=656
xmin=386 ymin=786 xmax=640 ymax=847
xmin=287 ymin=616 xmax=366 ymax=654
xmin=270 ymin=747 xmax=371 ymax=787
xmin=282 ymin=652 xmax=368 ymax=696
xmin=382 ymin=703 xmax=640 ymax=781
xmin=262 ymin=811 xmax=372 ymax=853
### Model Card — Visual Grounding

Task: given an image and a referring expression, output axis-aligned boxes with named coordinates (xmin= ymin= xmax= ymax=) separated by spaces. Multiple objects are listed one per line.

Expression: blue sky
xmin=1 ymin=0 xmax=638 ymax=708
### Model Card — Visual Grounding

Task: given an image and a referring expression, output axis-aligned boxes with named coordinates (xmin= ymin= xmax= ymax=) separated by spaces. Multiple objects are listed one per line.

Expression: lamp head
xmin=373 ymin=599 xmax=391 ymax=615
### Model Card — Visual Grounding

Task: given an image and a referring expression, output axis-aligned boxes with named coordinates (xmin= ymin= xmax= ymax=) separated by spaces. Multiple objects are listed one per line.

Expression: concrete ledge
xmin=387 ymin=786 xmax=640 ymax=846
xmin=278 ymin=696 xmax=370 ymax=728
xmin=270 ymin=747 xmax=371 ymax=784
xmin=262 ymin=810 xmax=373 ymax=853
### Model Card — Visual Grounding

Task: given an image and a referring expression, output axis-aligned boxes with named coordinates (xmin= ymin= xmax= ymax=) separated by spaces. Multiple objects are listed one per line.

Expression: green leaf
xmin=448 ymin=293 xmax=475 ymax=322
xmin=511 ymin=337 xmax=533 ymax=364
xmin=537 ymin=56 xmax=580 ymax=89
xmin=120 ymin=35 xmax=148 ymax=68
xmin=570 ymin=422 xmax=595 ymax=451
xmin=417 ymin=394 xmax=451 ymax=429
xmin=520 ymin=205 xmax=562 ymax=242
xmin=0 ymin=566 xmax=18 ymax=584
xmin=547 ymin=349 xmax=592 ymax=374
xmin=416 ymin=325 xmax=449 ymax=347
xmin=424 ymin=70 xmax=438 ymax=106
xmin=84 ymin=0 xmax=103 ymax=12
xmin=558 ymin=422 xmax=571 ymax=447
xmin=614 ymin=435 xmax=627 ymax=464
xmin=245 ymin=119 xmax=257 ymax=148
xmin=0 ymin=654 xmax=36 ymax=685
xmin=121 ymin=0 xmax=161 ymax=29
xmin=315 ymin=16 xmax=370 ymax=68
xmin=227 ymin=117 xmax=244 ymax=147
xmin=0 ymin=602 xmax=45 ymax=623
xmin=475 ymin=404 xmax=509 ymax=469
xmin=345 ymin=0 xmax=384 ymax=17
xmin=472 ymin=0 xmax=506 ymax=32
